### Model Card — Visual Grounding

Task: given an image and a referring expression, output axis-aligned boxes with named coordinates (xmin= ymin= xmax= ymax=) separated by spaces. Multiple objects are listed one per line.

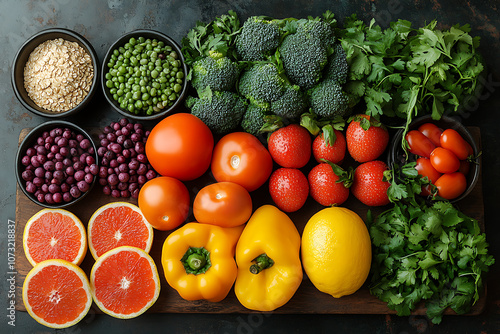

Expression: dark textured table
xmin=1 ymin=1 xmax=499 ymax=333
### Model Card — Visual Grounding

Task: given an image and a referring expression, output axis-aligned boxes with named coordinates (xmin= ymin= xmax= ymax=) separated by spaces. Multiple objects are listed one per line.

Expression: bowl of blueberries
xmin=16 ymin=120 xmax=98 ymax=208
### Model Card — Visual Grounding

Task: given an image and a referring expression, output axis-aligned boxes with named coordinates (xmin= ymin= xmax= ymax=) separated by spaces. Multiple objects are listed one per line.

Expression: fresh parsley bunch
xmin=370 ymin=163 xmax=495 ymax=324
xmin=339 ymin=15 xmax=485 ymax=127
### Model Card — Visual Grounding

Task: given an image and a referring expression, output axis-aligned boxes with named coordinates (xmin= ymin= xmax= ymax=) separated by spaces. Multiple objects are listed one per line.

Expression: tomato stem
xmin=250 ymin=253 xmax=274 ymax=274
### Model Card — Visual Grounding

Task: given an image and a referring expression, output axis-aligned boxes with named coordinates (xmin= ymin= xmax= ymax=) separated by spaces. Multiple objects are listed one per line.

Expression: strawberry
xmin=268 ymin=124 xmax=311 ymax=168
xmin=312 ymin=129 xmax=346 ymax=164
xmin=269 ymin=168 xmax=309 ymax=212
xmin=308 ymin=162 xmax=351 ymax=206
xmin=351 ymin=160 xmax=390 ymax=206
xmin=346 ymin=115 xmax=389 ymax=163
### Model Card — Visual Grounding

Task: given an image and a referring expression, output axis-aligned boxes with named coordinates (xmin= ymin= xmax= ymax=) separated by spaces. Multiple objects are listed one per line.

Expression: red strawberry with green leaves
xmin=269 ymin=168 xmax=309 ymax=212
xmin=351 ymin=160 xmax=390 ymax=206
xmin=346 ymin=115 xmax=389 ymax=163
xmin=268 ymin=124 xmax=311 ymax=168
xmin=312 ymin=127 xmax=346 ymax=164
xmin=308 ymin=161 xmax=352 ymax=206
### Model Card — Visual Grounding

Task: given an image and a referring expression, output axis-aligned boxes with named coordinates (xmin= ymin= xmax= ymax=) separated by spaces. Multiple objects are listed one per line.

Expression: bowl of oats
xmin=11 ymin=28 xmax=99 ymax=118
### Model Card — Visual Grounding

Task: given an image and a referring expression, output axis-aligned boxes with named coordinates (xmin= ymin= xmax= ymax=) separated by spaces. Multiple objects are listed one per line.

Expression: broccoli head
xmin=279 ymin=29 xmax=328 ymax=90
xmin=235 ymin=16 xmax=281 ymax=61
xmin=191 ymin=51 xmax=240 ymax=93
xmin=323 ymin=43 xmax=349 ymax=84
xmin=241 ymin=103 xmax=270 ymax=136
xmin=296 ymin=19 xmax=336 ymax=49
xmin=270 ymin=84 xmax=307 ymax=120
xmin=238 ymin=62 xmax=286 ymax=107
xmin=187 ymin=89 xmax=247 ymax=135
xmin=308 ymin=80 xmax=350 ymax=119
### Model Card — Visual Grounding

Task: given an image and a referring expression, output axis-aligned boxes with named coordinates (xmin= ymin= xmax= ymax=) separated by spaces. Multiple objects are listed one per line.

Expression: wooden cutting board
xmin=14 ymin=127 xmax=486 ymax=315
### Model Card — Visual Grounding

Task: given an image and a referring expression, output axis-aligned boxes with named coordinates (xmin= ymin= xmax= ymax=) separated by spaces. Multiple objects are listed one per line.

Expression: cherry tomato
xmin=193 ymin=182 xmax=252 ymax=228
xmin=211 ymin=132 xmax=273 ymax=192
xmin=440 ymin=128 xmax=470 ymax=160
xmin=146 ymin=113 xmax=214 ymax=181
xmin=418 ymin=123 xmax=442 ymax=147
xmin=415 ymin=157 xmax=441 ymax=184
xmin=434 ymin=172 xmax=467 ymax=200
xmin=405 ymin=130 xmax=435 ymax=158
xmin=430 ymin=147 xmax=460 ymax=174
xmin=138 ymin=176 xmax=190 ymax=231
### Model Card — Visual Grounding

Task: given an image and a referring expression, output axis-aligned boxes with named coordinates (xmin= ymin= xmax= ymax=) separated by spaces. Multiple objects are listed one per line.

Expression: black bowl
xmin=388 ymin=115 xmax=480 ymax=203
xmin=16 ymin=120 xmax=98 ymax=209
xmin=101 ymin=29 xmax=188 ymax=121
xmin=11 ymin=28 xmax=99 ymax=118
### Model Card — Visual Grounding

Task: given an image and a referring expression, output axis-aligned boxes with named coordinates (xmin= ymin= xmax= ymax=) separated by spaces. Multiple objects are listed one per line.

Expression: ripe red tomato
xmin=405 ymin=130 xmax=435 ymax=158
xmin=146 ymin=113 xmax=214 ymax=181
xmin=415 ymin=157 xmax=441 ymax=184
xmin=312 ymin=130 xmax=346 ymax=164
xmin=434 ymin=172 xmax=467 ymax=200
xmin=138 ymin=176 xmax=190 ymax=231
xmin=440 ymin=128 xmax=470 ymax=160
xmin=418 ymin=123 xmax=442 ymax=147
xmin=193 ymin=182 xmax=252 ymax=227
xmin=430 ymin=147 xmax=460 ymax=174
xmin=211 ymin=132 xmax=273 ymax=192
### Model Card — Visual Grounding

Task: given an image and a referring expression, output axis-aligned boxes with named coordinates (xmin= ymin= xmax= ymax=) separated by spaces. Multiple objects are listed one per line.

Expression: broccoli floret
xmin=297 ymin=19 xmax=335 ymax=48
xmin=191 ymin=51 xmax=239 ymax=93
xmin=187 ymin=89 xmax=247 ymax=135
xmin=308 ymin=81 xmax=350 ymax=119
xmin=235 ymin=16 xmax=281 ymax=61
xmin=279 ymin=29 xmax=328 ymax=90
xmin=270 ymin=84 xmax=307 ymax=119
xmin=323 ymin=43 xmax=349 ymax=84
xmin=241 ymin=103 xmax=270 ymax=135
xmin=238 ymin=62 xmax=286 ymax=107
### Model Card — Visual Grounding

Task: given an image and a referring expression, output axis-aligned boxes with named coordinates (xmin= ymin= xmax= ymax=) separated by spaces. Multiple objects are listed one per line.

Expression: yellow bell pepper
xmin=161 ymin=222 xmax=244 ymax=302
xmin=234 ymin=205 xmax=303 ymax=311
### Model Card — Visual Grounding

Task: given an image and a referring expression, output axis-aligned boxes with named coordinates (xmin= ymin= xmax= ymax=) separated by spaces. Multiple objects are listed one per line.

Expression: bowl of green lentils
xmin=101 ymin=29 xmax=188 ymax=120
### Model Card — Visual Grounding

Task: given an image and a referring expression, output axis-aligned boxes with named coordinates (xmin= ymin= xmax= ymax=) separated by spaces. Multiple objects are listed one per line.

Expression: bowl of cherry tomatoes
xmin=388 ymin=115 xmax=480 ymax=203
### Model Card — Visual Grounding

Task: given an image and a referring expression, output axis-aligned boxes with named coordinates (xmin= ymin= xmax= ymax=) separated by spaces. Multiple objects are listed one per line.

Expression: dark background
xmin=1 ymin=0 xmax=499 ymax=333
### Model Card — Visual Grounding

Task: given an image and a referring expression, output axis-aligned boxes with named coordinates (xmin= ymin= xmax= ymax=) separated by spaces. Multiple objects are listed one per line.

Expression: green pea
xmin=128 ymin=104 xmax=135 ymax=113
xmin=106 ymin=80 xmax=114 ymax=88
xmin=135 ymin=100 xmax=143 ymax=109
xmin=173 ymin=84 xmax=182 ymax=93
xmin=176 ymin=71 xmax=184 ymax=79
xmin=142 ymin=93 xmax=150 ymax=101
xmin=133 ymin=91 xmax=141 ymax=100
xmin=150 ymin=88 xmax=157 ymax=96
xmin=113 ymin=49 xmax=120 ymax=57
xmin=169 ymin=93 xmax=177 ymax=101
xmin=129 ymin=37 xmax=137 ymax=45
xmin=151 ymin=70 xmax=159 ymax=79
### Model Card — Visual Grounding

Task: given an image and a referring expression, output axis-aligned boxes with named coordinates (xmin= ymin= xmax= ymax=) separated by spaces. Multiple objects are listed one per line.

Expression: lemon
xmin=301 ymin=207 xmax=372 ymax=298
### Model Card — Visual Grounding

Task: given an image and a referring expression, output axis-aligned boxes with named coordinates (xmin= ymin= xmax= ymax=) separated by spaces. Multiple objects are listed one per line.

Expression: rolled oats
xmin=23 ymin=38 xmax=94 ymax=113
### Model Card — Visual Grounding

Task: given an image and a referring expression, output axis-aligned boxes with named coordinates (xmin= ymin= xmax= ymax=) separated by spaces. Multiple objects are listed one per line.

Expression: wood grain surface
xmin=14 ymin=127 xmax=486 ymax=315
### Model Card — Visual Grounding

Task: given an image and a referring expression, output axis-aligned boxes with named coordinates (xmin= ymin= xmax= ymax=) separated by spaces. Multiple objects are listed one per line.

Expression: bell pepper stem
xmin=250 ymin=253 xmax=274 ymax=274
xmin=186 ymin=253 xmax=206 ymax=270
xmin=181 ymin=247 xmax=211 ymax=275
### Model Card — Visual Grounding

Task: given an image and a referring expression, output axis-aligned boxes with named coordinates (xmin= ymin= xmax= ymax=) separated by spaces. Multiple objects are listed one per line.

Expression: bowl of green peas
xmin=101 ymin=29 xmax=188 ymax=120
